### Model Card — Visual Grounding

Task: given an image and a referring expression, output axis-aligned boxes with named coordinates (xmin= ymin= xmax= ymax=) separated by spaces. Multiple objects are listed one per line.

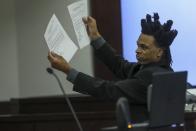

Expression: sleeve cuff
xmin=67 ymin=68 xmax=79 ymax=83
xmin=91 ymin=37 xmax=106 ymax=50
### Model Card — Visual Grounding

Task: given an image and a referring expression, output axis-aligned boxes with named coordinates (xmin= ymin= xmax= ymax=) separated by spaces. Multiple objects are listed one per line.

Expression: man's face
xmin=136 ymin=33 xmax=163 ymax=64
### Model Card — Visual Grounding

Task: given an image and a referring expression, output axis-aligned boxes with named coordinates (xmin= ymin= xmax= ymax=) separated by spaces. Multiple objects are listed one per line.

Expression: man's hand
xmin=48 ymin=52 xmax=71 ymax=74
xmin=83 ymin=16 xmax=101 ymax=40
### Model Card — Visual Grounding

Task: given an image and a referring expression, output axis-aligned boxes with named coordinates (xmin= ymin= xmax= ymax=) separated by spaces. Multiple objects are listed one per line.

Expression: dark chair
xmin=102 ymin=71 xmax=187 ymax=131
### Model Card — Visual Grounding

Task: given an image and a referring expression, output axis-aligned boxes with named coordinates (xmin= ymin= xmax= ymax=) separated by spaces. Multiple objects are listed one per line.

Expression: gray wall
xmin=0 ymin=0 xmax=93 ymax=100
xmin=0 ymin=0 xmax=19 ymax=101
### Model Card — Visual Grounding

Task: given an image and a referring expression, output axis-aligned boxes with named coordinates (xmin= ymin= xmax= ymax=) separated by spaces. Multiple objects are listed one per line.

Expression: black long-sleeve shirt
xmin=67 ymin=37 xmax=173 ymax=103
xmin=66 ymin=37 xmax=173 ymax=122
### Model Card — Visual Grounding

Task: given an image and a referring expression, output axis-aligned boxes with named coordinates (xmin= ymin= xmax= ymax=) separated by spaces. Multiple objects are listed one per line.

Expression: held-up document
xmin=68 ymin=1 xmax=90 ymax=49
xmin=44 ymin=14 xmax=78 ymax=62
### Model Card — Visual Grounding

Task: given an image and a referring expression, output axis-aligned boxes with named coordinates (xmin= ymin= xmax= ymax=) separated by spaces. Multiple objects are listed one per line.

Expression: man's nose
xmin=136 ymin=48 xmax=141 ymax=54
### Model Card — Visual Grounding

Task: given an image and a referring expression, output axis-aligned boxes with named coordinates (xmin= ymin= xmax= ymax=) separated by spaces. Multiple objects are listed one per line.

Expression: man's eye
xmin=140 ymin=45 xmax=148 ymax=50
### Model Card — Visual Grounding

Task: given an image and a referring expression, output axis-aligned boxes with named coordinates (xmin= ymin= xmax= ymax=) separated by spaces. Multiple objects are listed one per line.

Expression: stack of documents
xmin=44 ymin=1 xmax=90 ymax=62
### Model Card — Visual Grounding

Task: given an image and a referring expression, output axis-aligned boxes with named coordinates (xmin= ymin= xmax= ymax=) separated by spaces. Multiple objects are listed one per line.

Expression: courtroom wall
xmin=0 ymin=0 xmax=92 ymax=100
xmin=0 ymin=0 xmax=19 ymax=100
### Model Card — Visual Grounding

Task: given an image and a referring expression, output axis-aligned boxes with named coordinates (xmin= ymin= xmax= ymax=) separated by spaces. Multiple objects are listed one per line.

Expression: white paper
xmin=68 ymin=1 xmax=90 ymax=49
xmin=187 ymin=89 xmax=196 ymax=95
xmin=44 ymin=14 xmax=78 ymax=62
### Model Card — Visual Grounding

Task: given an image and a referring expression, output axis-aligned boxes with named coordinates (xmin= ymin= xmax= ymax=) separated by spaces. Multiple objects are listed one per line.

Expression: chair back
xmin=149 ymin=71 xmax=187 ymax=128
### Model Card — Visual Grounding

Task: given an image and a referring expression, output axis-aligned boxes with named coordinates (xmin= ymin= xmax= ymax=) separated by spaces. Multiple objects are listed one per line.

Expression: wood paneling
xmin=0 ymin=101 xmax=10 ymax=115
xmin=91 ymin=0 xmax=123 ymax=80
xmin=0 ymin=95 xmax=196 ymax=131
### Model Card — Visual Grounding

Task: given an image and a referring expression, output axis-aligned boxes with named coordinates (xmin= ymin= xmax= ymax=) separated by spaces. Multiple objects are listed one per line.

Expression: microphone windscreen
xmin=46 ymin=67 xmax=53 ymax=74
xmin=116 ymin=97 xmax=131 ymax=130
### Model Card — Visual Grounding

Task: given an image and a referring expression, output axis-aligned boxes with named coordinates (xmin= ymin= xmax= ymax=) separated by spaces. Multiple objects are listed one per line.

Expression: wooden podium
xmin=0 ymin=95 xmax=195 ymax=131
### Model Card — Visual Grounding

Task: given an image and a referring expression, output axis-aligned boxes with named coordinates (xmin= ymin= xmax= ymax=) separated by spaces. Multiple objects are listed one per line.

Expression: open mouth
xmin=136 ymin=54 xmax=140 ymax=59
xmin=136 ymin=55 xmax=144 ymax=62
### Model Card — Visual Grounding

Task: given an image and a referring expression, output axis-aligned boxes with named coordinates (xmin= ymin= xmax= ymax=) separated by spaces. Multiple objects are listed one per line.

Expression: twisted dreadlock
xmin=141 ymin=13 xmax=178 ymax=66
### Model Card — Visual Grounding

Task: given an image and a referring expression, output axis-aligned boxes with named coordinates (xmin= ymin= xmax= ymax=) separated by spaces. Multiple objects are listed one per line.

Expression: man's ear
xmin=157 ymin=48 xmax=164 ymax=58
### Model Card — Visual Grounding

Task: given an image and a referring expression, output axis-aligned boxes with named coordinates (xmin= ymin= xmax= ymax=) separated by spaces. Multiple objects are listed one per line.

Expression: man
xmin=48 ymin=13 xmax=177 ymax=113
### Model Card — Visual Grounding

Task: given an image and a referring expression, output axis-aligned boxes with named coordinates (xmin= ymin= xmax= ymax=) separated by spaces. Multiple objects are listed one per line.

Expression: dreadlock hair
xmin=141 ymin=13 xmax=178 ymax=67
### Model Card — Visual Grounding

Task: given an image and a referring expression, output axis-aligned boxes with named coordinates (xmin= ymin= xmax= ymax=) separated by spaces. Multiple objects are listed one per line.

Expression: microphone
xmin=46 ymin=67 xmax=84 ymax=131
xmin=116 ymin=97 xmax=132 ymax=130
xmin=101 ymin=97 xmax=133 ymax=131
xmin=46 ymin=68 xmax=53 ymax=74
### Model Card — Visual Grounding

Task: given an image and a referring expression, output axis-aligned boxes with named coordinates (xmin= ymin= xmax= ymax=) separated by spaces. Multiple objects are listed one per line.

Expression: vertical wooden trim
xmin=91 ymin=0 xmax=123 ymax=80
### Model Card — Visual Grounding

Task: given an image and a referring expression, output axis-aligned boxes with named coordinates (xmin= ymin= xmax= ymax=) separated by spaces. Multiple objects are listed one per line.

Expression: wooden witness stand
xmin=0 ymin=95 xmax=115 ymax=131
xmin=0 ymin=95 xmax=195 ymax=131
